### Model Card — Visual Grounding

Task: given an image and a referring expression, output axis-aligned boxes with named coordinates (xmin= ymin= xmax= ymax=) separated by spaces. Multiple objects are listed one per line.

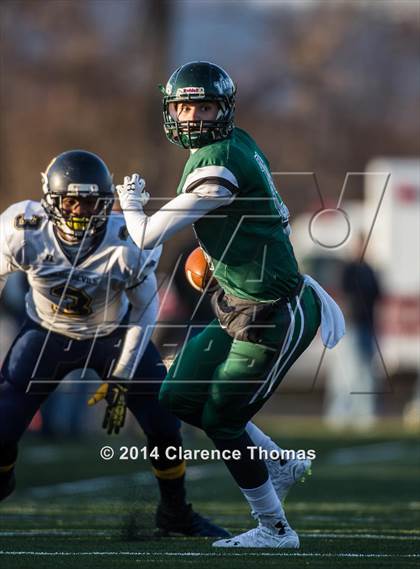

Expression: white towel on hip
xmin=303 ymin=274 xmax=346 ymax=349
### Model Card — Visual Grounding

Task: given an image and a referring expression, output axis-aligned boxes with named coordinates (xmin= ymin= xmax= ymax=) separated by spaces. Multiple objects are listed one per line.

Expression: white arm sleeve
xmin=122 ymin=185 xmax=235 ymax=250
xmin=112 ymin=272 xmax=159 ymax=379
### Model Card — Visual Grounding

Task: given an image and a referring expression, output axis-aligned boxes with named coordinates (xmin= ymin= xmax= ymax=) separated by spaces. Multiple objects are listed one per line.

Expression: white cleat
xmin=266 ymin=456 xmax=312 ymax=502
xmin=212 ymin=523 xmax=300 ymax=549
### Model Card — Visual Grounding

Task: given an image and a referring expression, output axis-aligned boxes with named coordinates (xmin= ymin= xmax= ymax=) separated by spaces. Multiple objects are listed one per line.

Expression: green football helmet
xmin=161 ymin=61 xmax=236 ymax=149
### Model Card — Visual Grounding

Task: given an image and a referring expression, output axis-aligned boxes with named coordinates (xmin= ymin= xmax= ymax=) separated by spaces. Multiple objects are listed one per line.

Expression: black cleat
xmin=0 ymin=470 xmax=16 ymax=502
xmin=155 ymin=502 xmax=230 ymax=538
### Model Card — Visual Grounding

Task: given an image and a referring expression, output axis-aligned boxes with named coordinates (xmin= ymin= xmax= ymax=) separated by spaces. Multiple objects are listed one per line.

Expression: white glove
xmin=116 ymin=173 xmax=150 ymax=210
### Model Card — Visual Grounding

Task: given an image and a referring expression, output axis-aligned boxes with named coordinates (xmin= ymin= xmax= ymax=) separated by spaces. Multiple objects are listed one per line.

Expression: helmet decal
xmin=175 ymin=86 xmax=205 ymax=98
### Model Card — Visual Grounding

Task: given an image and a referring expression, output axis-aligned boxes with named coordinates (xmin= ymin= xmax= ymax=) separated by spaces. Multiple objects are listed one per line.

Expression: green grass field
xmin=0 ymin=419 xmax=419 ymax=569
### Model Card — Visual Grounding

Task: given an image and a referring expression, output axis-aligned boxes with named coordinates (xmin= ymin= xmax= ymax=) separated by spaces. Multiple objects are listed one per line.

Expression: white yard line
xmin=302 ymin=532 xmax=420 ymax=540
xmin=0 ymin=551 xmax=419 ymax=558
xmin=1 ymin=529 xmax=418 ymax=541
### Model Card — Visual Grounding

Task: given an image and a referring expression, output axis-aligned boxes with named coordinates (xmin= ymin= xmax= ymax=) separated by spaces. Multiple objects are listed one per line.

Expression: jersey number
xmin=50 ymin=285 xmax=93 ymax=317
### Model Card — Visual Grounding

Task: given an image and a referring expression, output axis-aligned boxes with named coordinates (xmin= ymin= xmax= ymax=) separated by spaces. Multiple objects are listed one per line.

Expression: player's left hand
xmin=116 ymin=173 xmax=150 ymax=209
xmin=87 ymin=381 xmax=128 ymax=435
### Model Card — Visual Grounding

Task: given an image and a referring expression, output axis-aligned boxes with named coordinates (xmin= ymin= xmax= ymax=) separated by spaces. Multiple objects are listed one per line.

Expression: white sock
xmin=246 ymin=422 xmax=281 ymax=454
xmin=239 ymin=478 xmax=286 ymax=528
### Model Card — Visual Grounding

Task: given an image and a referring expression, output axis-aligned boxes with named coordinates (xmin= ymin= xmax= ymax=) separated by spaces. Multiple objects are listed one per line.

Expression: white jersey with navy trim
xmin=0 ymin=200 xmax=161 ymax=340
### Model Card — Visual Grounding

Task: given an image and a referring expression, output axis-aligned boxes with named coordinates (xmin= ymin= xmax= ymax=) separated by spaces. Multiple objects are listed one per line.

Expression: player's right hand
xmin=116 ymin=173 xmax=150 ymax=209
xmin=87 ymin=381 xmax=128 ymax=435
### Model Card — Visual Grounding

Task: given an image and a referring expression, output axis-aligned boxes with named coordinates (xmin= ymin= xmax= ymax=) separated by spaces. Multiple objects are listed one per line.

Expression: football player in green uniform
xmin=117 ymin=61 xmax=345 ymax=548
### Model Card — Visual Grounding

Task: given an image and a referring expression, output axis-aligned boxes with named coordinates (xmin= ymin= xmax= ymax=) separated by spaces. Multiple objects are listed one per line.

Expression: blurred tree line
xmin=0 ymin=0 xmax=419 ymax=267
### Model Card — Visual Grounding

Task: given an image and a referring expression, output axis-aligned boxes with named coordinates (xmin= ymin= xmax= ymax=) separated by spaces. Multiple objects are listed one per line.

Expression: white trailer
xmin=364 ymin=158 xmax=420 ymax=372
xmin=286 ymin=157 xmax=420 ymax=388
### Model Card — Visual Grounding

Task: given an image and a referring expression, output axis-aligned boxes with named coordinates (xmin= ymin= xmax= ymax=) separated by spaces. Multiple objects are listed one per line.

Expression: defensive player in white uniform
xmin=0 ymin=149 xmax=229 ymax=538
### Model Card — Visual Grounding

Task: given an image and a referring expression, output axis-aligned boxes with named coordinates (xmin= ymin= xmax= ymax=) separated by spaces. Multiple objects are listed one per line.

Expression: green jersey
xmin=176 ymin=127 xmax=300 ymax=301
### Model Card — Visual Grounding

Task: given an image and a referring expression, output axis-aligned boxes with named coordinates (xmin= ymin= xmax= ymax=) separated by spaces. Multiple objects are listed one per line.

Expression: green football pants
xmin=159 ymin=286 xmax=321 ymax=439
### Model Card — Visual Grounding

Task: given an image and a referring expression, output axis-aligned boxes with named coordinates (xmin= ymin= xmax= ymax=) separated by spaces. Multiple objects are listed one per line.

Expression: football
xmin=185 ymin=247 xmax=218 ymax=293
